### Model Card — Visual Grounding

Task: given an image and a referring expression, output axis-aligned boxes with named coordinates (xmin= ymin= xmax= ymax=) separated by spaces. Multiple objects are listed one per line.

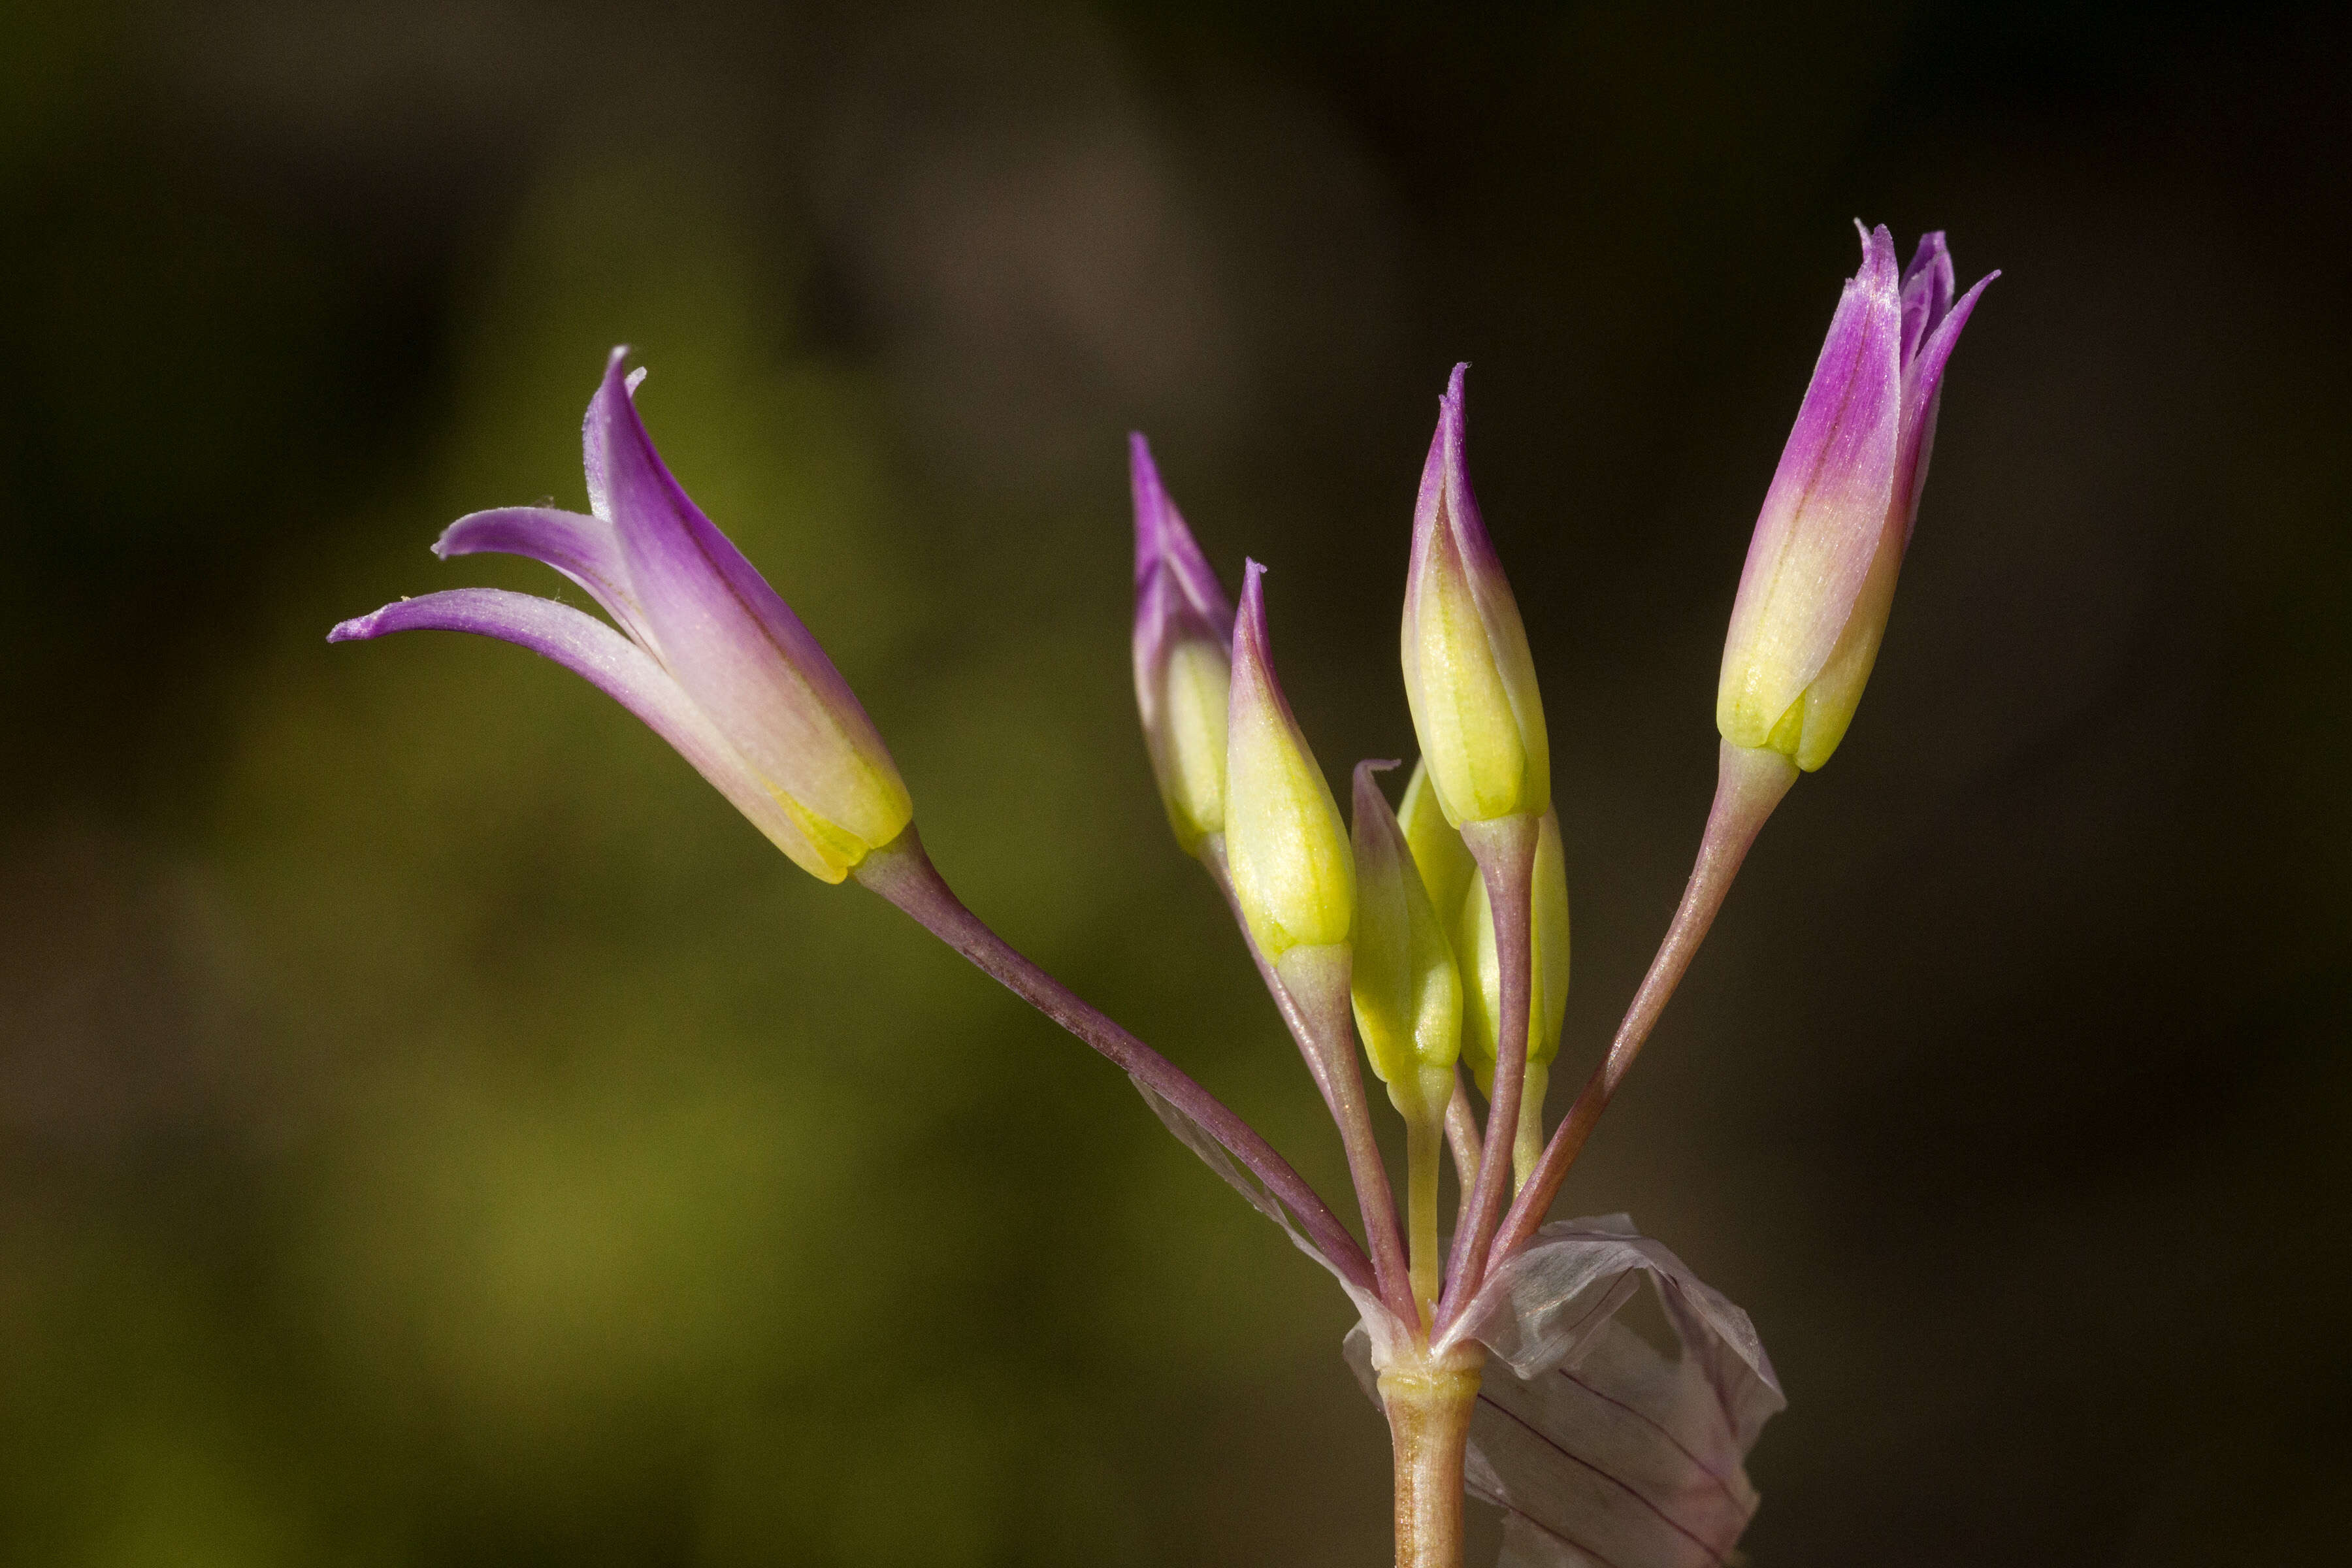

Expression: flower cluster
xmin=335 ymin=223 xmax=1991 ymax=1568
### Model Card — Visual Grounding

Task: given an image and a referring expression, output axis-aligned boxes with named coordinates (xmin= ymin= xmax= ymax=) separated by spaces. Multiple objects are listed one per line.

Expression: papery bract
xmin=330 ymin=349 xmax=911 ymax=882
xmin=1716 ymin=227 xmax=1995 ymax=770
xmin=1130 ymin=434 xmax=1237 ymax=856
xmin=1401 ymin=365 xmax=1550 ymax=826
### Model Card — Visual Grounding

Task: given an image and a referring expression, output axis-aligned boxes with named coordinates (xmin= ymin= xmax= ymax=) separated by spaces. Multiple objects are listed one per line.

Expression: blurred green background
xmin=3 ymin=1 xmax=2347 ymax=1563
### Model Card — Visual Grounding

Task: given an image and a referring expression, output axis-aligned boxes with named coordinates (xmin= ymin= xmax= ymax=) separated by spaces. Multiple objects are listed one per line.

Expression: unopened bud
xmin=1400 ymin=364 xmax=1549 ymax=827
xmin=1718 ymin=225 xmax=1994 ymax=771
xmin=1224 ymin=563 xmax=1353 ymax=961
xmin=1348 ymin=761 xmax=1464 ymax=1123
xmin=1130 ymin=434 xmax=1236 ymax=853
xmin=1396 ymin=759 xmax=1477 ymax=928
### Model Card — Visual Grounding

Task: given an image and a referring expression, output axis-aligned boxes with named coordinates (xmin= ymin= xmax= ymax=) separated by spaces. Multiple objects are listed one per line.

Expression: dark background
xmin=3 ymin=1 xmax=2346 ymax=1563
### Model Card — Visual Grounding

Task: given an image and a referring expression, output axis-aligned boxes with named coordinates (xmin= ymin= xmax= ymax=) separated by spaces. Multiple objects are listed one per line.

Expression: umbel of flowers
xmin=334 ymin=223 xmax=1991 ymax=1568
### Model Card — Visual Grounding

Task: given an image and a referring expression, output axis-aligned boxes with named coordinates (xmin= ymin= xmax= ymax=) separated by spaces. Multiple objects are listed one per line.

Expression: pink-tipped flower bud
xmin=1717 ymin=226 xmax=1995 ymax=770
xmin=1224 ymin=563 xmax=1354 ymax=961
xmin=1130 ymin=434 xmax=1238 ymax=856
xmin=1401 ymin=365 xmax=1550 ymax=828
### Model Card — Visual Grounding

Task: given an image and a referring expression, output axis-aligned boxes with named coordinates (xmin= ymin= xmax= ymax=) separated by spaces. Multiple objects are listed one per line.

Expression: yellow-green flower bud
xmin=1399 ymin=365 xmax=1549 ymax=826
xmin=1396 ymin=759 xmax=1477 ymax=931
xmin=1224 ymin=563 xmax=1353 ymax=960
xmin=1347 ymin=761 xmax=1464 ymax=1122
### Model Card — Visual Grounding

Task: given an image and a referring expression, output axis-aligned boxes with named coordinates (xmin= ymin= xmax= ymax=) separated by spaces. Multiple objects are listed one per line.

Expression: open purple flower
xmin=330 ymin=348 xmax=913 ymax=883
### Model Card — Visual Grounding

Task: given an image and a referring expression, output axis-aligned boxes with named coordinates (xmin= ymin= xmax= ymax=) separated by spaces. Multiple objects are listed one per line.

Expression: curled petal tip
xmin=326 ymin=610 xmax=381 ymax=644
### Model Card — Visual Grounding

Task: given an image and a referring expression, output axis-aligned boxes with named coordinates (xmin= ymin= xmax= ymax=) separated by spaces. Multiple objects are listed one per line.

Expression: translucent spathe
xmin=1437 ymin=1216 xmax=1782 ymax=1568
xmin=1716 ymin=227 xmax=1995 ymax=770
xmin=1138 ymin=1043 xmax=1784 ymax=1567
xmin=1224 ymin=562 xmax=1354 ymax=960
xmin=329 ymin=348 xmax=912 ymax=883
xmin=1401 ymin=365 xmax=1550 ymax=826
xmin=1130 ymin=433 xmax=1237 ymax=855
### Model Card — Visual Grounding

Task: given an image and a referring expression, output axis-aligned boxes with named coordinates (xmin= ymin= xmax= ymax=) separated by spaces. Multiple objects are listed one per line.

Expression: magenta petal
xmin=579 ymin=350 xmax=906 ymax=845
xmin=1130 ymin=432 xmax=1235 ymax=703
xmin=1894 ymin=269 xmax=1998 ymax=536
xmin=1130 ymin=433 xmax=1233 ymax=634
xmin=1719 ymin=225 xmax=1904 ymax=717
xmin=327 ymin=588 xmax=812 ymax=864
xmin=1899 ymin=231 xmax=1957 ymax=365
xmin=434 ymin=506 xmax=659 ymax=654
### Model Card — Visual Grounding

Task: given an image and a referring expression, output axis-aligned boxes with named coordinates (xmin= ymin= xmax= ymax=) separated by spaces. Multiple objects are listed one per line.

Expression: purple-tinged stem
xmin=1203 ymin=836 xmax=1418 ymax=1326
xmin=855 ymin=826 xmax=1379 ymax=1298
xmin=1443 ymin=1070 xmax=1482 ymax=1218
xmin=1488 ymin=742 xmax=1797 ymax=1264
xmin=1434 ymin=812 xmax=1539 ymax=1333
xmin=1200 ymin=836 xmax=1330 ymax=1096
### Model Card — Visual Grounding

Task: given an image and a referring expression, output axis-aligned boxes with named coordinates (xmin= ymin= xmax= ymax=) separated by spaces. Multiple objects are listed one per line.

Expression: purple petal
xmin=1231 ymin=560 xmax=1307 ymax=742
xmin=580 ymin=350 xmax=907 ymax=849
xmin=1434 ymin=368 xmax=1541 ymax=700
xmin=1130 ymin=433 xmax=1234 ymax=628
xmin=1130 ymin=431 xmax=1235 ymax=708
xmin=1894 ymin=269 xmax=1999 ymax=538
xmin=1719 ymin=225 xmax=1904 ymax=726
xmin=434 ymin=506 xmax=659 ymax=653
xmin=328 ymin=587 xmax=838 ymax=876
xmin=1899 ymin=231 xmax=1957 ymax=366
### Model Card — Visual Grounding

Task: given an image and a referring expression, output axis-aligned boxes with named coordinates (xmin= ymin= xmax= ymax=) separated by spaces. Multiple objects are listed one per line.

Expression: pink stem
xmin=1489 ymin=741 xmax=1796 ymax=1264
xmin=855 ymin=826 xmax=1380 ymax=1298
xmin=1203 ymin=837 xmax=1416 ymax=1326
xmin=1434 ymin=813 xmax=1539 ymax=1333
